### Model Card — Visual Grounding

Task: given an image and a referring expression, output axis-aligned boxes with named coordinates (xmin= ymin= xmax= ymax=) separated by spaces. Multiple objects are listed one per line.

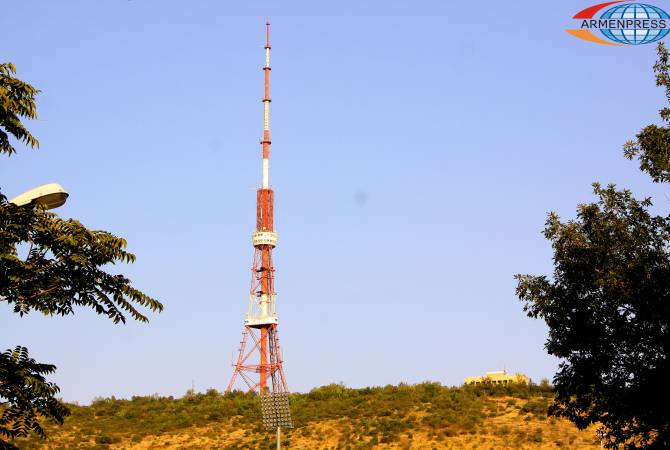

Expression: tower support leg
xmin=260 ymin=326 xmax=268 ymax=393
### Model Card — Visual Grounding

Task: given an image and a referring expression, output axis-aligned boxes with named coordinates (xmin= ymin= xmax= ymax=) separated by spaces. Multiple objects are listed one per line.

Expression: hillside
xmin=14 ymin=382 xmax=601 ymax=449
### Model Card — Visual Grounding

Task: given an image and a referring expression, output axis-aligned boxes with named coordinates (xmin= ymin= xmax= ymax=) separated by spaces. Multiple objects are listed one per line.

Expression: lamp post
xmin=9 ymin=183 xmax=69 ymax=210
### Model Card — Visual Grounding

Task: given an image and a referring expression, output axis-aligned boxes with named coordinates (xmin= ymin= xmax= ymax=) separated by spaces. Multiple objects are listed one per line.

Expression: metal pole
xmin=277 ymin=426 xmax=281 ymax=450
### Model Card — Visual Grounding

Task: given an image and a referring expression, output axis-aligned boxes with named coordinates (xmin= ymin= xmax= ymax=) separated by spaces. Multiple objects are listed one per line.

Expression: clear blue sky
xmin=2 ymin=0 xmax=669 ymax=404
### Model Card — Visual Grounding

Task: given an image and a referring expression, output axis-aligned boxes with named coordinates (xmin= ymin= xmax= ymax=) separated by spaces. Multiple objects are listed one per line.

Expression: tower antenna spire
xmin=261 ymin=20 xmax=271 ymax=189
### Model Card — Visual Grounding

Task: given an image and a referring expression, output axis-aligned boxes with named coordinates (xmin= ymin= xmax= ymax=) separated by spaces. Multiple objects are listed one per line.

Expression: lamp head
xmin=9 ymin=183 xmax=69 ymax=210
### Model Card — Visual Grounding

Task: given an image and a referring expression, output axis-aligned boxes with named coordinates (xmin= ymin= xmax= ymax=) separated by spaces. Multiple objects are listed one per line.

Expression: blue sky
xmin=2 ymin=0 xmax=669 ymax=403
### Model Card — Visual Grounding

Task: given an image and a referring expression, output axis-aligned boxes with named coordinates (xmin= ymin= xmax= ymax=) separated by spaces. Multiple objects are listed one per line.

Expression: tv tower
xmin=227 ymin=21 xmax=289 ymax=395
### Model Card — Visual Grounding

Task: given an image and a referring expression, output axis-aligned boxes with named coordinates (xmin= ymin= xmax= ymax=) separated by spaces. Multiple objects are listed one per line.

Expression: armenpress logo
xmin=567 ymin=1 xmax=670 ymax=45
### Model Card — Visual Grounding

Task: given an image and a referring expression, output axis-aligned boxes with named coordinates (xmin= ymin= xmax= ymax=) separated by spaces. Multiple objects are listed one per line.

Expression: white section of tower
xmin=260 ymin=293 xmax=268 ymax=316
xmin=262 ymin=158 xmax=269 ymax=189
xmin=263 ymin=100 xmax=270 ymax=130
xmin=245 ymin=292 xmax=278 ymax=327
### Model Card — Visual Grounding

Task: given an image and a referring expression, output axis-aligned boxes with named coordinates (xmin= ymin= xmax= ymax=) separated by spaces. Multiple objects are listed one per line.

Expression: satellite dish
xmin=9 ymin=183 xmax=69 ymax=210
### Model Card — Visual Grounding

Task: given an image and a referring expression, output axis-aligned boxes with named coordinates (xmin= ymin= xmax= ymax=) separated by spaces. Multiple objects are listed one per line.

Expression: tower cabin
xmin=464 ymin=370 xmax=529 ymax=386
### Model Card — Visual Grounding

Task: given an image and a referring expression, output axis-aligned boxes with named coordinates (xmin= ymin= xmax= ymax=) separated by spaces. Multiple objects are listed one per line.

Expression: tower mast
xmin=262 ymin=20 xmax=271 ymax=189
xmin=227 ymin=21 xmax=289 ymax=396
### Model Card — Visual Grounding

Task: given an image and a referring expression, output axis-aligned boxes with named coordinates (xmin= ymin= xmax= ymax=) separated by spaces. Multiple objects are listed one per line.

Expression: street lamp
xmin=9 ymin=183 xmax=69 ymax=210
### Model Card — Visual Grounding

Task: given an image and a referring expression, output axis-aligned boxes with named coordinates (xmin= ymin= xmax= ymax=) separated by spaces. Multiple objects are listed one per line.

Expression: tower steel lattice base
xmin=227 ymin=324 xmax=289 ymax=394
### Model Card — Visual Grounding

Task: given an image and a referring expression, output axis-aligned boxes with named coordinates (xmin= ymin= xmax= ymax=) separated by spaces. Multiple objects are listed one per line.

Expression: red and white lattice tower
xmin=226 ymin=21 xmax=289 ymax=395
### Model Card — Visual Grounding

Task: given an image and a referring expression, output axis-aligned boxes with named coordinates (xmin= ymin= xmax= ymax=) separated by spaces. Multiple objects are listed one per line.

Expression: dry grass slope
xmin=13 ymin=382 xmax=601 ymax=449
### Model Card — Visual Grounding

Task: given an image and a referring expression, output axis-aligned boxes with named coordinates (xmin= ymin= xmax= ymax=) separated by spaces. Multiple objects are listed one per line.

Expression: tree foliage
xmin=517 ymin=44 xmax=670 ymax=449
xmin=0 ymin=196 xmax=162 ymax=323
xmin=0 ymin=63 xmax=162 ymax=447
xmin=0 ymin=63 xmax=39 ymax=156
xmin=0 ymin=347 xmax=69 ymax=450
xmin=624 ymin=42 xmax=670 ymax=182
xmin=517 ymin=184 xmax=670 ymax=448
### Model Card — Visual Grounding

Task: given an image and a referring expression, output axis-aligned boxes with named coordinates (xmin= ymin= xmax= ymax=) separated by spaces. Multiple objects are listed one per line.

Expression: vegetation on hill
xmin=12 ymin=382 xmax=603 ymax=449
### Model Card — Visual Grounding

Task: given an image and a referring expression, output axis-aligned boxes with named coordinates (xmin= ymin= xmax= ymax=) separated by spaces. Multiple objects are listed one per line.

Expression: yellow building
xmin=464 ymin=370 xmax=529 ymax=385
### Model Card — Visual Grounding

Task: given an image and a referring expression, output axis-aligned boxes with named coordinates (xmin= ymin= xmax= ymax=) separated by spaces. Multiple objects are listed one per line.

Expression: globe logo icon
xmin=600 ymin=3 xmax=670 ymax=45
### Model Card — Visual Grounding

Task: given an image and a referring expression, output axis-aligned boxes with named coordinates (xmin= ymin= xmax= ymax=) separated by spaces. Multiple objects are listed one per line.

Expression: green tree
xmin=0 ymin=63 xmax=162 ymax=448
xmin=516 ymin=44 xmax=670 ymax=449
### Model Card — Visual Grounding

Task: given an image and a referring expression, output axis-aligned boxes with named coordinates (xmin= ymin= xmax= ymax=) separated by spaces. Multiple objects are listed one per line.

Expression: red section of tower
xmin=226 ymin=22 xmax=289 ymax=395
